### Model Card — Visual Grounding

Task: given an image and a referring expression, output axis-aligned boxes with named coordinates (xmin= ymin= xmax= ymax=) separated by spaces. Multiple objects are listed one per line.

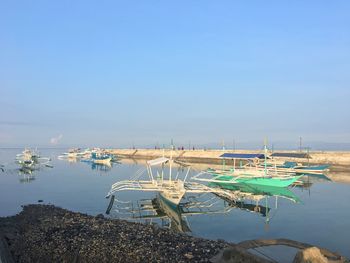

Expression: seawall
xmin=108 ymin=149 xmax=350 ymax=168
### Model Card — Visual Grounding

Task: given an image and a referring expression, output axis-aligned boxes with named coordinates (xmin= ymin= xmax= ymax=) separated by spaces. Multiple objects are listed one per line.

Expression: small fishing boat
xmin=193 ymin=170 xmax=302 ymax=188
xmin=106 ymin=152 xmax=244 ymax=206
xmin=91 ymin=152 xmax=111 ymax=164
xmin=106 ymin=156 xmax=192 ymax=205
xmin=16 ymin=148 xmax=52 ymax=169
xmin=192 ymin=146 xmax=302 ymax=188
xmin=267 ymin=152 xmax=331 ymax=174
xmin=59 ymin=148 xmax=87 ymax=159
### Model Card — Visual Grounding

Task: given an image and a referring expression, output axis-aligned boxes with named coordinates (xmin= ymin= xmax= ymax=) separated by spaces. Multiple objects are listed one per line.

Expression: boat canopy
xmin=147 ymin=157 xmax=170 ymax=166
xmin=270 ymin=152 xmax=311 ymax=159
xmin=219 ymin=153 xmax=265 ymax=159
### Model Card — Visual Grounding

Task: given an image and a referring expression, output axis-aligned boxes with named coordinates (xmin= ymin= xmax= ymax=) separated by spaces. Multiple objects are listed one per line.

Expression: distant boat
xmin=59 ymin=148 xmax=89 ymax=159
xmin=16 ymin=148 xmax=51 ymax=169
xmin=267 ymin=152 xmax=331 ymax=174
xmin=91 ymin=152 xmax=111 ymax=164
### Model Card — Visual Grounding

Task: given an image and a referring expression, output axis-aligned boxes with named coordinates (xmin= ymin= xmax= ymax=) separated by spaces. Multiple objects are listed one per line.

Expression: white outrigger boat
xmin=58 ymin=148 xmax=91 ymax=159
xmin=107 ymin=156 xmax=203 ymax=205
xmin=16 ymin=148 xmax=52 ymax=169
xmin=106 ymin=154 xmax=245 ymax=206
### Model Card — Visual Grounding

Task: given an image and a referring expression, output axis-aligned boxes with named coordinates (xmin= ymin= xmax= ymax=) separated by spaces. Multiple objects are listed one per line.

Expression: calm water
xmin=0 ymin=149 xmax=349 ymax=258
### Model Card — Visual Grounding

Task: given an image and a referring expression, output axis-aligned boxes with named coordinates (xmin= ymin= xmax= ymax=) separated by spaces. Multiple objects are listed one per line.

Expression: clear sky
xmin=1 ymin=1 xmax=349 ymax=149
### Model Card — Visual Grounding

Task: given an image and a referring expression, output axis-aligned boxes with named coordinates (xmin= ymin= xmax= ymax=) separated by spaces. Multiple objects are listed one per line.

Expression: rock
xmin=95 ymin=214 xmax=104 ymax=219
xmin=184 ymin=252 xmax=194 ymax=259
xmin=293 ymin=247 xmax=328 ymax=263
xmin=211 ymin=247 xmax=270 ymax=263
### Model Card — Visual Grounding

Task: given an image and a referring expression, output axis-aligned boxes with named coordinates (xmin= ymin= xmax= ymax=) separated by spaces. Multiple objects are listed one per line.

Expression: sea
xmin=0 ymin=148 xmax=349 ymax=259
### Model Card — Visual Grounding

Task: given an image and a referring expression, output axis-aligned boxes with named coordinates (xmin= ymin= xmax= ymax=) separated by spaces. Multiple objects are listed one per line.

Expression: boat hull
xmin=93 ymin=157 xmax=111 ymax=164
xmin=211 ymin=174 xmax=301 ymax=188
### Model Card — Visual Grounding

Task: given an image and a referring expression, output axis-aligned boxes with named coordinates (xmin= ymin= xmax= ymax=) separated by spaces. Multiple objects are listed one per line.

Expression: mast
xmin=169 ymin=141 xmax=173 ymax=181
xmin=264 ymin=138 xmax=268 ymax=176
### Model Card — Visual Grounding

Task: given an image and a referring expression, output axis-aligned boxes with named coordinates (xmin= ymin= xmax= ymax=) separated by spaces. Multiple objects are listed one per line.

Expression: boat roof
xmin=270 ymin=152 xmax=311 ymax=159
xmin=219 ymin=153 xmax=265 ymax=159
xmin=147 ymin=157 xmax=170 ymax=166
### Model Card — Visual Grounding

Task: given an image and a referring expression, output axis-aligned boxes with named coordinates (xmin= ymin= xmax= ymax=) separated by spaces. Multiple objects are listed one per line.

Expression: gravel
xmin=0 ymin=205 xmax=231 ymax=262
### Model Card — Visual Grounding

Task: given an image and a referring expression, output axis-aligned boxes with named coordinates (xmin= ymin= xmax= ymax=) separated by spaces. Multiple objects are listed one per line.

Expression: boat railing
xmin=107 ymin=180 xmax=153 ymax=197
xmin=107 ymin=179 xmax=189 ymax=198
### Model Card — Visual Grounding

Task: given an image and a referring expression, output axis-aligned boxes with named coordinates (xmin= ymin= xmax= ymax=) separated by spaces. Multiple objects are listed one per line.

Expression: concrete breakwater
xmin=108 ymin=149 xmax=350 ymax=168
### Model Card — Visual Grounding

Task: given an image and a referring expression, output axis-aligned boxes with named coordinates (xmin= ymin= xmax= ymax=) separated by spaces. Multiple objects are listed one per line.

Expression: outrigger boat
xmin=264 ymin=152 xmax=331 ymax=174
xmin=16 ymin=148 xmax=52 ymax=169
xmin=90 ymin=152 xmax=111 ymax=164
xmin=192 ymin=146 xmax=302 ymax=188
xmin=106 ymin=153 xmax=248 ymax=206
xmin=58 ymin=148 xmax=90 ymax=159
xmin=107 ymin=156 xmax=205 ymax=205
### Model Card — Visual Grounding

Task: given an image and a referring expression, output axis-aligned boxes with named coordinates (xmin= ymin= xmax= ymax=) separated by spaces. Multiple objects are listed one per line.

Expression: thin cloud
xmin=50 ymin=134 xmax=63 ymax=145
xmin=0 ymin=121 xmax=33 ymax=126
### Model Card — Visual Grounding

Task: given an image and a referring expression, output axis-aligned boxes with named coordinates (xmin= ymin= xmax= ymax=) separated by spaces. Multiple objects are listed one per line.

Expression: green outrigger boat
xmin=192 ymin=146 xmax=303 ymax=188
xmin=193 ymin=171 xmax=302 ymax=188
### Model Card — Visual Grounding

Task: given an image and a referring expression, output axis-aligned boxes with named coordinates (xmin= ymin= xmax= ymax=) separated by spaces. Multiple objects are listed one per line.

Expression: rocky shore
xmin=1 ymin=205 xmax=348 ymax=263
xmin=0 ymin=205 xmax=233 ymax=263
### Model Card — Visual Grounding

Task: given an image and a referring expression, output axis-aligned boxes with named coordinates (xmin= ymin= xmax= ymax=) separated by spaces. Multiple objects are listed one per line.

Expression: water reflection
xmin=1 ymin=149 xmax=350 ymax=258
xmin=107 ymin=182 xmax=303 ymax=232
xmin=108 ymin=193 xmax=233 ymax=233
xmin=18 ymin=171 xmax=36 ymax=183
xmin=294 ymin=174 xmax=332 ymax=190
xmin=59 ymin=154 xmax=121 ymax=172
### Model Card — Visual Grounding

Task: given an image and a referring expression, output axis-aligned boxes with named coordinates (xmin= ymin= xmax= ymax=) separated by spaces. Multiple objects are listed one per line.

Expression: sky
xmin=1 ymin=1 xmax=350 ymax=149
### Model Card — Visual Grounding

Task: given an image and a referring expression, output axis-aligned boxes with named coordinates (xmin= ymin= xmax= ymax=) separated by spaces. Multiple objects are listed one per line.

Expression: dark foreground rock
xmin=0 ymin=205 xmax=232 ymax=263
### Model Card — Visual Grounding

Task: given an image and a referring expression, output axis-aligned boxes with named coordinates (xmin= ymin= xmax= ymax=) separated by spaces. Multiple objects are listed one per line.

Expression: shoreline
xmin=0 ymin=205 xmax=347 ymax=263
xmin=0 ymin=205 xmax=265 ymax=263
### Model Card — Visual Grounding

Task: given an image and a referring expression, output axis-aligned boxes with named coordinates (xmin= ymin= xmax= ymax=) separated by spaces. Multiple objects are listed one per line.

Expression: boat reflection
xmin=107 ymin=183 xmax=301 ymax=232
xmin=59 ymin=154 xmax=120 ymax=172
xmin=83 ymin=159 xmax=120 ymax=172
xmin=18 ymin=167 xmax=36 ymax=183
xmin=107 ymin=193 xmax=232 ymax=233
xmin=293 ymin=173 xmax=332 ymax=190
xmin=210 ymin=183 xmax=301 ymax=203
xmin=90 ymin=162 xmax=112 ymax=172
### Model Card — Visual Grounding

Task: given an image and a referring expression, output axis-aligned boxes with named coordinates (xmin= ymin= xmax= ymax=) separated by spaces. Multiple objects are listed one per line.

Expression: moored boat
xmin=192 ymin=145 xmax=303 ymax=188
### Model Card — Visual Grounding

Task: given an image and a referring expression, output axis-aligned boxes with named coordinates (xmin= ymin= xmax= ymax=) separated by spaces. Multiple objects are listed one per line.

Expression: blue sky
xmin=1 ymin=1 xmax=350 ymax=149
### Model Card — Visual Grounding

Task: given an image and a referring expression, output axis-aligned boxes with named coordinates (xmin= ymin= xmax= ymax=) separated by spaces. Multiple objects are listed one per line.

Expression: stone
xmin=293 ymin=247 xmax=328 ymax=263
